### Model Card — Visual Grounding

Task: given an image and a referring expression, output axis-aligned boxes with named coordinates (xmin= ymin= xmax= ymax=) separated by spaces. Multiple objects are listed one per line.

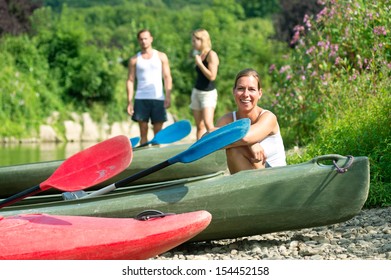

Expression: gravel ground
xmin=152 ymin=206 xmax=391 ymax=260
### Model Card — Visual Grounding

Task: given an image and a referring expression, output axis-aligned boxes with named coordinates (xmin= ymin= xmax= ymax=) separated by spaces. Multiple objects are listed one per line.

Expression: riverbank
xmin=1 ymin=111 xmax=184 ymax=144
xmin=152 ymin=206 xmax=391 ymax=260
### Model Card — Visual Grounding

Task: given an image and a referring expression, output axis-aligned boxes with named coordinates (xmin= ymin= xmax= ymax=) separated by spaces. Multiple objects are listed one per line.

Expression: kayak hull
xmin=0 ymin=144 xmax=227 ymax=198
xmin=0 ymin=210 xmax=211 ymax=260
xmin=0 ymin=155 xmax=369 ymax=242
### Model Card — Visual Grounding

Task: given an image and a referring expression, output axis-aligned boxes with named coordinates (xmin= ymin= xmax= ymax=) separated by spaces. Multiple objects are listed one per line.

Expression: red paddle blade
xmin=40 ymin=135 xmax=133 ymax=192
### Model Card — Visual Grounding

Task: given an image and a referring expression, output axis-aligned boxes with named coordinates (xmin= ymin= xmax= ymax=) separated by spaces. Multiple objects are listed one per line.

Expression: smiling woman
xmin=215 ymin=68 xmax=286 ymax=174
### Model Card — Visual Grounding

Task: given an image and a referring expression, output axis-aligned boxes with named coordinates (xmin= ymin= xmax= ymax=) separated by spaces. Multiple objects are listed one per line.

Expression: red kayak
xmin=0 ymin=210 xmax=211 ymax=260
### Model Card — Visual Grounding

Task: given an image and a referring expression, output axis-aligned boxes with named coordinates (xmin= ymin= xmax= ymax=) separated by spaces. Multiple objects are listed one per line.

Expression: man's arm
xmin=159 ymin=52 xmax=172 ymax=108
xmin=126 ymin=56 xmax=137 ymax=115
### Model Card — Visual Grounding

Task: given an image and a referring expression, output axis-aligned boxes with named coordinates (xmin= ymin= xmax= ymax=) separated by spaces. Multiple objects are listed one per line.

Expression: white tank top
xmin=135 ymin=50 xmax=164 ymax=100
xmin=233 ymin=111 xmax=287 ymax=167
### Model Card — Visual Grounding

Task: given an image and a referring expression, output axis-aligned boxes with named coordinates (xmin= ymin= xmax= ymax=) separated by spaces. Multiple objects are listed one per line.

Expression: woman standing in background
xmin=190 ymin=29 xmax=220 ymax=139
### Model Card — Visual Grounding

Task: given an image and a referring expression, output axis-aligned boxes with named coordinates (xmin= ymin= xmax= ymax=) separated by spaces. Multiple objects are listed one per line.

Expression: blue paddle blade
xmin=168 ymin=118 xmax=251 ymax=164
xmin=130 ymin=136 xmax=140 ymax=147
xmin=151 ymin=120 xmax=192 ymax=145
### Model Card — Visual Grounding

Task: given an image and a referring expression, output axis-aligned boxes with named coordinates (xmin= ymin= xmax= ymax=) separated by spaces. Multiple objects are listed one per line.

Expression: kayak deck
xmin=0 ymin=210 xmax=212 ymax=260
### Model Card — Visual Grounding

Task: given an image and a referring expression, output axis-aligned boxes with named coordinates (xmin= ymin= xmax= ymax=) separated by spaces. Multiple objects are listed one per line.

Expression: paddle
xmin=62 ymin=120 xmax=192 ymax=200
xmin=82 ymin=118 xmax=250 ymax=198
xmin=136 ymin=120 xmax=192 ymax=148
xmin=130 ymin=136 xmax=140 ymax=147
xmin=0 ymin=135 xmax=133 ymax=209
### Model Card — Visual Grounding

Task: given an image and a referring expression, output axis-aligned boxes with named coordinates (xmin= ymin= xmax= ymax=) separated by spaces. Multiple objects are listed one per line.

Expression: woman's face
xmin=233 ymin=75 xmax=262 ymax=112
xmin=192 ymin=35 xmax=202 ymax=50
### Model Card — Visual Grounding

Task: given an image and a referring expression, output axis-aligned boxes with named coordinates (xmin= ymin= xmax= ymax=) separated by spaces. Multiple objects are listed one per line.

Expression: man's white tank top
xmin=135 ymin=49 xmax=164 ymax=100
xmin=233 ymin=111 xmax=287 ymax=167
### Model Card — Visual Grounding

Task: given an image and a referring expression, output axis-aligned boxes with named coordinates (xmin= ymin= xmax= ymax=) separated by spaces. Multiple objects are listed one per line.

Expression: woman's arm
xmin=195 ymin=50 xmax=219 ymax=81
xmin=216 ymin=111 xmax=277 ymax=149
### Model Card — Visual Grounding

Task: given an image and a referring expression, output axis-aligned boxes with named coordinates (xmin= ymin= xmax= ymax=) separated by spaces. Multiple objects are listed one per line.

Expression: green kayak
xmin=0 ymin=144 xmax=227 ymax=198
xmin=0 ymin=155 xmax=369 ymax=242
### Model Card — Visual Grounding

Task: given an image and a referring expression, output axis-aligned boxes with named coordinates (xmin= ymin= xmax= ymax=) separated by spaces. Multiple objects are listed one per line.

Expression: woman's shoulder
xmin=255 ymin=109 xmax=277 ymax=125
xmin=207 ymin=49 xmax=219 ymax=60
xmin=260 ymin=109 xmax=276 ymax=118
xmin=258 ymin=109 xmax=280 ymax=134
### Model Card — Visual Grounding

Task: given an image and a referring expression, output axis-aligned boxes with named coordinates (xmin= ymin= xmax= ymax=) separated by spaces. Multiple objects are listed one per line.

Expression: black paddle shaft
xmin=0 ymin=185 xmax=41 ymax=209
xmin=114 ymin=160 xmax=171 ymax=189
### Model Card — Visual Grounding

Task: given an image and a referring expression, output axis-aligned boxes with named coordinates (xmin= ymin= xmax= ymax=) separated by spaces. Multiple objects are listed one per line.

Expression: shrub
xmin=277 ymin=0 xmax=391 ymax=207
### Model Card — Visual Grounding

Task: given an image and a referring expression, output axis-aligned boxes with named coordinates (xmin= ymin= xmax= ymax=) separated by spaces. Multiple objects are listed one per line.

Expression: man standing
xmin=126 ymin=29 xmax=172 ymax=145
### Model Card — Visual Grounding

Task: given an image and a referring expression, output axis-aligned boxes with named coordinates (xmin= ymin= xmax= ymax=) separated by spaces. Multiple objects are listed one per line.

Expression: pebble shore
xmin=152 ymin=206 xmax=391 ymax=260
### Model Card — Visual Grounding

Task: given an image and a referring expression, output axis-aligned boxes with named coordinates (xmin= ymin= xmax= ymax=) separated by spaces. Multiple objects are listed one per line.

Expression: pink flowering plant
xmin=270 ymin=0 xmax=390 ymax=144
xmin=269 ymin=0 xmax=390 ymax=206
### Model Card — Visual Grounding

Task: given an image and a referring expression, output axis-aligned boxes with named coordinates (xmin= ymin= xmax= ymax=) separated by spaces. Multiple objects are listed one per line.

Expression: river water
xmin=0 ymin=142 xmax=98 ymax=166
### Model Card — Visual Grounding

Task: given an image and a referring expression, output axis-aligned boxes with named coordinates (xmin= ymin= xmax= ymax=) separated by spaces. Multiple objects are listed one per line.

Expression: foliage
xmin=272 ymin=0 xmax=323 ymax=46
xmin=0 ymin=34 xmax=63 ymax=137
xmin=0 ymin=0 xmax=42 ymax=35
xmin=274 ymin=0 xmax=391 ymax=207
xmin=269 ymin=0 xmax=391 ymax=145
xmin=1 ymin=0 xmax=389 ymax=207
xmin=288 ymin=72 xmax=391 ymax=207
xmin=237 ymin=0 xmax=280 ymax=18
xmin=32 ymin=6 xmax=125 ymax=108
xmin=1 ymin=0 xmax=285 ymax=129
xmin=42 ymin=0 xmax=126 ymax=10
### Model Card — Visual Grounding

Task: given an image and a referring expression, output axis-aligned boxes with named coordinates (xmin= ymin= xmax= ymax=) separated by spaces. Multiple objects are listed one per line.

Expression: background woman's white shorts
xmin=190 ymin=88 xmax=218 ymax=110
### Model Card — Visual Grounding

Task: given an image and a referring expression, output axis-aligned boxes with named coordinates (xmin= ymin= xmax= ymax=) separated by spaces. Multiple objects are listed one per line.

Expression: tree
xmin=0 ymin=0 xmax=42 ymax=35
xmin=273 ymin=0 xmax=322 ymax=47
xmin=237 ymin=0 xmax=280 ymax=18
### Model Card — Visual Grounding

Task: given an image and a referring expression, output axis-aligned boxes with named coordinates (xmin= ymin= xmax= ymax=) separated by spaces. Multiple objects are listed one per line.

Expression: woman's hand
xmin=249 ymin=143 xmax=266 ymax=165
xmin=194 ymin=54 xmax=202 ymax=66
